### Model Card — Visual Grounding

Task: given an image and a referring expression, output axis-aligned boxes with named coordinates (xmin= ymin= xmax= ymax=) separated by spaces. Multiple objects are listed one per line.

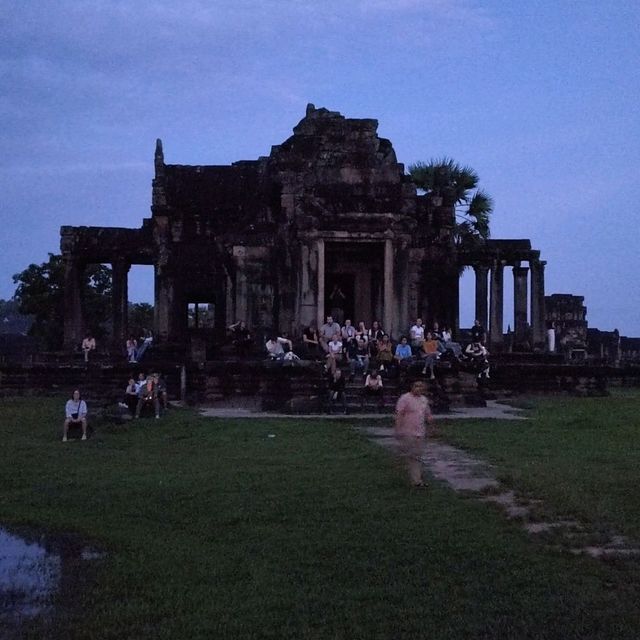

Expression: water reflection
xmin=0 ymin=527 xmax=61 ymax=619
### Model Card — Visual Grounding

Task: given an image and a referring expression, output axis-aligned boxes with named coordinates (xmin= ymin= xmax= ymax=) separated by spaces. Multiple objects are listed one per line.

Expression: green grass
xmin=1 ymin=396 xmax=640 ymax=639
xmin=440 ymin=391 xmax=640 ymax=540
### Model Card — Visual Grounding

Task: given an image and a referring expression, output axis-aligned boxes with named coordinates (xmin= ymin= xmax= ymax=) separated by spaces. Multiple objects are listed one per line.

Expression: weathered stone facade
xmin=60 ymin=105 xmax=547 ymax=356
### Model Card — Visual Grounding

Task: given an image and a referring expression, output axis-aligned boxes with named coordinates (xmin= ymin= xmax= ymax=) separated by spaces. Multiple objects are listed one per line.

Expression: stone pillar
xmin=63 ymin=257 xmax=84 ymax=350
xmin=233 ymin=246 xmax=249 ymax=325
xmin=111 ymin=258 xmax=130 ymax=352
xmin=513 ymin=263 xmax=529 ymax=347
xmin=299 ymin=243 xmax=318 ymax=329
xmin=316 ymin=239 xmax=325 ymax=329
xmin=489 ymin=259 xmax=504 ymax=349
xmin=530 ymin=260 xmax=546 ymax=350
xmin=384 ymin=238 xmax=394 ymax=337
xmin=155 ymin=267 xmax=177 ymax=342
xmin=474 ymin=265 xmax=489 ymax=330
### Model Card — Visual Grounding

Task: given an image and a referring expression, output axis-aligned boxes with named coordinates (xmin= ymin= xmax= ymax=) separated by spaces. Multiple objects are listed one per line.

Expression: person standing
xmin=394 ymin=381 xmax=434 ymax=487
xmin=63 ymin=389 xmax=88 ymax=442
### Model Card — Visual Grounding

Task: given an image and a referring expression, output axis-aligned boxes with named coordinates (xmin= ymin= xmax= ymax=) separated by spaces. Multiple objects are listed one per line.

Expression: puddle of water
xmin=0 ymin=528 xmax=61 ymax=619
xmin=0 ymin=526 xmax=106 ymax=629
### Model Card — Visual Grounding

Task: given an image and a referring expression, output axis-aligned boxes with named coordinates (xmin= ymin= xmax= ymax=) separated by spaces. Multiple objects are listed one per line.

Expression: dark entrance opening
xmin=325 ymin=242 xmax=384 ymax=325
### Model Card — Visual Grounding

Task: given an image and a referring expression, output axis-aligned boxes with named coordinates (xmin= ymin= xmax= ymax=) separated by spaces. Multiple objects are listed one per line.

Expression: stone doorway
xmin=325 ymin=242 xmax=384 ymax=326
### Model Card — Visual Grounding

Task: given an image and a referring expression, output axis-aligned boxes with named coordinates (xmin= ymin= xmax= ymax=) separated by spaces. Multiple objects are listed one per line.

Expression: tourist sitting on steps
xmin=319 ymin=315 xmax=341 ymax=353
xmin=465 ymin=341 xmax=490 ymax=379
xmin=394 ymin=336 xmax=414 ymax=372
xmin=302 ymin=325 xmax=323 ymax=360
xmin=265 ymin=334 xmax=293 ymax=361
xmin=375 ymin=334 xmax=394 ymax=372
xmin=440 ymin=326 xmax=463 ymax=358
xmin=420 ymin=332 xmax=440 ymax=379
xmin=63 ymin=389 xmax=88 ymax=442
xmin=325 ymin=333 xmax=344 ymax=375
xmin=135 ymin=375 xmax=160 ymax=419
xmin=81 ymin=334 xmax=96 ymax=363
xmin=327 ymin=368 xmax=348 ymax=414
xmin=348 ymin=336 xmax=370 ymax=381
xmin=363 ymin=370 xmax=384 ymax=409
xmin=126 ymin=336 xmax=138 ymax=363
xmin=410 ymin=318 xmax=425 ymax=354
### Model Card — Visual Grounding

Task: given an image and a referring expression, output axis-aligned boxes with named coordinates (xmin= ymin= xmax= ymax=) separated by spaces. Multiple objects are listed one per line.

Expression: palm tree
xmin=409 ymin=158 xmax=493 ymax=246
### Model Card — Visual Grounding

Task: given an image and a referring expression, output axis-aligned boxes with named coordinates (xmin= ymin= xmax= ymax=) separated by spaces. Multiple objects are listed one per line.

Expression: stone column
xmin=474 ymin=265 xmax=489 ymax=329
xmin=384 ymin=238 xmax=394 ymax=337
xmin=111 ymin=258 xmax=130 ymax=352
xmin=233 ymin=246 xmax=248 ymax=325
xmin=530 ymin=260 xmax=546 ymax=350
xmin=299 ymin=243 xmax=318 ymax=329
xmin=63 ymin=257 xmax=84 ymax=350
xmin=489 ymin=259 xmax=504 ymax=349
xmin=316 ymin=239 xmax=325 ymax=328
xmin=154 ymin=266 xmax=177 ymax=342
xmin=513 ymin=263 xmax=529 ymax=347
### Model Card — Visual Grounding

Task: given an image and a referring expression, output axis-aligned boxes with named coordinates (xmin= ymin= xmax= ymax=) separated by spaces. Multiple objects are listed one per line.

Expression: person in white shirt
xmin=265 ymin=335 xmax=293 ymax=361
xmin=410 ymin=318 xmax=425 ymax=353
xmin=63 ymin=389 xmax=88 ymax=442
xmin=326 ymin=333 xmax=344 ymax=374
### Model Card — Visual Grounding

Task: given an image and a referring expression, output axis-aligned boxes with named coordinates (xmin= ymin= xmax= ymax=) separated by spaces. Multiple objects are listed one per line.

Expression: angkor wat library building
xmin=61 ymin=105 xmax=546 ymax=354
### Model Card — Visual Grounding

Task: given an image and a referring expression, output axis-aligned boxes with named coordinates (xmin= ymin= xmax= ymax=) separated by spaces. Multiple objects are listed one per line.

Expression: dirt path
xmin=360 ymin=425 xmax=640 ymax=560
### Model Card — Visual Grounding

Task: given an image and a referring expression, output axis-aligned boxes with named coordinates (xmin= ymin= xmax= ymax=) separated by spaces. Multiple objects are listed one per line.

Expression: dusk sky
xmin=1 ymin=0 xmax=639 ymax=334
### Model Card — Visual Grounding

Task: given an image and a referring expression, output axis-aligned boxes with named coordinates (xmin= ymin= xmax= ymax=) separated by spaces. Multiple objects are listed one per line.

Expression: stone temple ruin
xmin=60 ymin=104 xmax=548 ymax=357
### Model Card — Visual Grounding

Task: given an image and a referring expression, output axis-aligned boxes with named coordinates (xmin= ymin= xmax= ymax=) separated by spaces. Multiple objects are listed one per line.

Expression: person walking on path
xmin=394 ymin=381 xmax=434 ymax=487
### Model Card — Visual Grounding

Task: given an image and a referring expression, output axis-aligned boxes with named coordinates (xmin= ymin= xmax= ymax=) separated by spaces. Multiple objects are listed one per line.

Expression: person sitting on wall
xmin=355 ymin=321 xmax=369 ymax=345
xmin=349 ymin=336 xmax=370 ymax=381
xmin=302 ymin=325 xmax=323 ymax=360
xmin=368 ymin=320 xmax=385 ymax=359
xmin=326 ymin=333 xmax=344 ymax=375
xmin=135 ymin=375 xmax=160 ymax=419
xmin=62 ymin=389 xmax=88 ymax=442
xmin=471 ymin=319 xmax=486 ymax=344
xmin=265 ymin=334 xmax=293 ymax=361
xmin=319 ymin=315 xmax=342 ymax=353
xmin=327 ymin=368 xmax=348 ymax=414
xmin=420 ymin=332 xmax=441 ymax=380
xmin=440 ymin=326 xmax=463 ymax=358
xmin=136 ymin=329 xmax=154 ymax=361
xmin=341 ymin=319 xmax=357 ymax=345
xmin=394 ymin=336 xmax=414 ymax=372
xmin=465 ymin=341 xmax=490 ymax=379
xmin=126 ymin=336 xmax=138 ymax=363
xmin=410 ymin=318 xmax=425 ymax=354
xmin=363 ymin=369 xmax=384 ymax=409
xmin=375 ymin=334 xmax=394 ymax=372
xmin=228 ymin=320 xmax=253 ymax=356
xmin=124 ymin=377 xmax=139 ymax=414
xmin=81 ymin=334 xmax=96 ymax=363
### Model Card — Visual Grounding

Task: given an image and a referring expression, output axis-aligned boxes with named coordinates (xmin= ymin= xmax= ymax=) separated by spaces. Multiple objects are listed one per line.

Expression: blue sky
xmin=1 ymin=0 xmax=639 ymax=334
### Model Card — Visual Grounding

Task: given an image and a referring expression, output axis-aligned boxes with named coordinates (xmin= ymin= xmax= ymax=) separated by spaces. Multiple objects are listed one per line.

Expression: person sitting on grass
xmin=63 ymin=389 xmax=88 ymax=442
xmin=135 ymin=375 xmax=160 ymax=419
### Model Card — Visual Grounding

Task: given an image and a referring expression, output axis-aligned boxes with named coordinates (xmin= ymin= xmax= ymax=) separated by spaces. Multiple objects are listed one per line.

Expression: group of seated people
xmin=123 ymin=371 xmax=168 ymax=419
xmin=257 ymin=314 xmax=491 ymax=383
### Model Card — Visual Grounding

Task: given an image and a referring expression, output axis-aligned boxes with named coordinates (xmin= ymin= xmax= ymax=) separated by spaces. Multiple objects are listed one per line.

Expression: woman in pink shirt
xmin=394 ymin=381 xmax=434 ymax=487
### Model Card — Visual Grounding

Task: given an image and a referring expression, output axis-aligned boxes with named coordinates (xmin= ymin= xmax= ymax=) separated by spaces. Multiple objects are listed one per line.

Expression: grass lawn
xmin=1 ymin=394 xmax=640 ymax=639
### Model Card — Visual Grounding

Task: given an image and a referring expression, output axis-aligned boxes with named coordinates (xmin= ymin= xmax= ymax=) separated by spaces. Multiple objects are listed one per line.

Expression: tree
xmin=409 ymin=157 xmax=493 ymax=246
xmin=128 ymin=302 xmax=154 ymax=339
xmin=12 ymin=254 xmax=112 ymax=349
